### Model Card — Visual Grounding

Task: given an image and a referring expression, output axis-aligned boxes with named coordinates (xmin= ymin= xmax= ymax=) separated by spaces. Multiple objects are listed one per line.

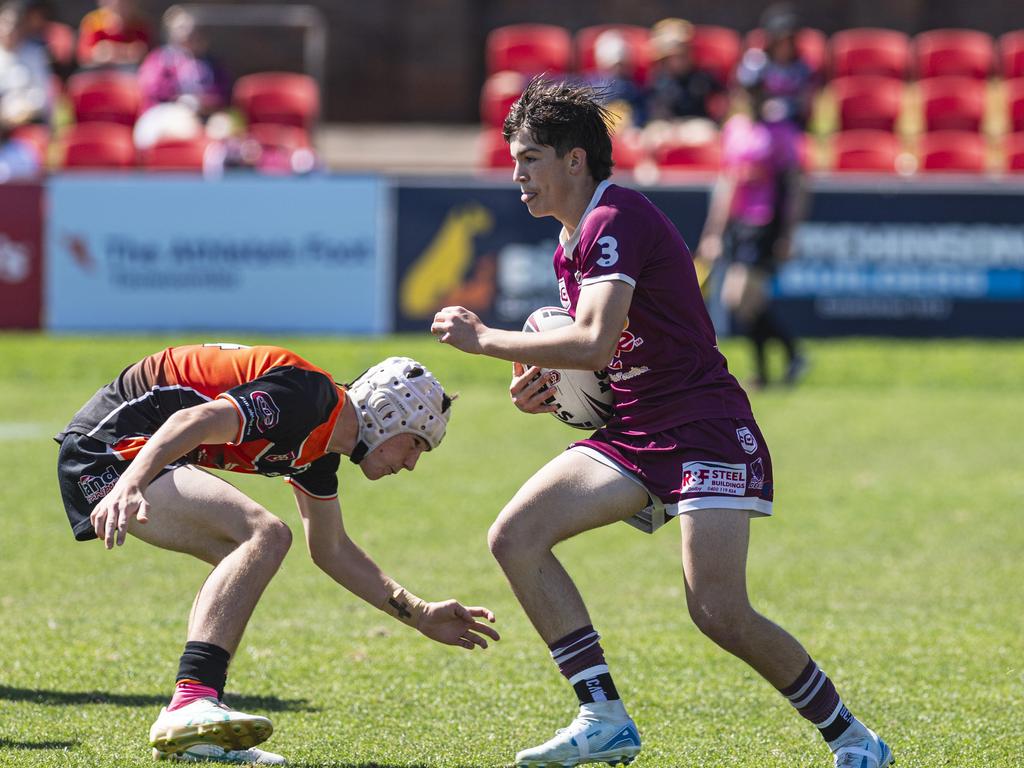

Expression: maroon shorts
xmin=571 ymin=418 xmax=774 ymax=533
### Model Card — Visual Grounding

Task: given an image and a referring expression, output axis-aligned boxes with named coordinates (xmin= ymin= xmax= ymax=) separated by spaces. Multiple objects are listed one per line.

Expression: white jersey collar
xmin=559 ymin=180 xmax=613 ymax=255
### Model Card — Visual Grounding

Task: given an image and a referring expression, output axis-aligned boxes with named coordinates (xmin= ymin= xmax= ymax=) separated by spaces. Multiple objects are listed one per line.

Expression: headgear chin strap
xmin=346 ymin=357 xmax=452 ymax=464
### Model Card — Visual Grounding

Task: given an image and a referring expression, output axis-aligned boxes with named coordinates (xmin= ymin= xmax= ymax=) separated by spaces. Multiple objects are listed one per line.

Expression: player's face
xmin=510 ymin=129 xmax=574 ymax=220
xmin=360 ymin=433 xmax=429 ymax=480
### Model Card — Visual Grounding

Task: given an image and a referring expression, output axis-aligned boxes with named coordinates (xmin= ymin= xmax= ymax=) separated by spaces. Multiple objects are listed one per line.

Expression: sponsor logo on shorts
xmin=78 ymin=466 xmax=120 ymax=504
xmin=249 ymin=391 xmax=280 ymax=433
xmin=748 ymin=457 xmax=765 ymax=490
xmin=736 ymin=426 xmax=758 ymax=455
xmin=264 ymin=449 xmax=297 ymax=463
xmin=679 ymin=461 xmax=747 ymax=496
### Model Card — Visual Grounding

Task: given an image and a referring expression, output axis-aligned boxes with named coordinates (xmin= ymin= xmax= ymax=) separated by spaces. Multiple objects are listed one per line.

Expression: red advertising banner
xmin=0 ymin=183 xmax=43 ymax=328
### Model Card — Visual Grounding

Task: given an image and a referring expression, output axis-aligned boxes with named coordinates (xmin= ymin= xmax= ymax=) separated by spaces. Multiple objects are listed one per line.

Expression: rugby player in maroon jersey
xmin=431 ymin=79 xmax=890 ymax=768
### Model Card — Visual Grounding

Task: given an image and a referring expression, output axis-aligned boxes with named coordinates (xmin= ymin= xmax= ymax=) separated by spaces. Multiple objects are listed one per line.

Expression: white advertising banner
xmin=46 ymin=175 xmax=390 ymax=333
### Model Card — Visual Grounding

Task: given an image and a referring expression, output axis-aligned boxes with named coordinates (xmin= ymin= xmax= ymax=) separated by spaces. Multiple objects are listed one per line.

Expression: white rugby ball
xmin=521 ymin=306 xmax=614 ymax=430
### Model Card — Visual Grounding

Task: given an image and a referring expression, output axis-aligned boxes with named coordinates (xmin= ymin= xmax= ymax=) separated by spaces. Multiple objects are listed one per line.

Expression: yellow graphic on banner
xmin=401 ymin=203 xmax=494 ymax=318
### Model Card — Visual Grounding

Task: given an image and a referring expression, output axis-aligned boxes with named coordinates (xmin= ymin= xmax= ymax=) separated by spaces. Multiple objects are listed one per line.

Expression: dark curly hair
xmin=502 ymin=77 xmax=614 ymax=181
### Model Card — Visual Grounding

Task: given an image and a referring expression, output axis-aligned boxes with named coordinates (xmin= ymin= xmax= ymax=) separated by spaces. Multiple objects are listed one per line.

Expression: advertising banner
xmin=393 ymin=179 xmax=707 ymax=332
xmin=46 ymin=176 xmax=388 ymax=333
xmin=394 ymin=178 xmax=1024 ymax=338
xmin=0 ymin=183 xmax=43 ymax=329
xmin=777 ymin=183 xmax=1024 ymax=337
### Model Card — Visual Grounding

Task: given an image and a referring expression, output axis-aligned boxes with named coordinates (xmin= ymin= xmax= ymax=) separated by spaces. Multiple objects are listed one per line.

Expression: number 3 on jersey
xmin=596 ymin=235 xmax=619 ymax=267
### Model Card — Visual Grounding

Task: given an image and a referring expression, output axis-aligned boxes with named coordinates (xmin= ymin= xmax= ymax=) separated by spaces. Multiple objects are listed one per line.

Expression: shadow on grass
xmin=0 ymin=737 xmax=78 ymax=750
xmin=0 ymin=686 xmax=315 ymax=712
xmin=288 ymin=764 xmax=445 ymax=768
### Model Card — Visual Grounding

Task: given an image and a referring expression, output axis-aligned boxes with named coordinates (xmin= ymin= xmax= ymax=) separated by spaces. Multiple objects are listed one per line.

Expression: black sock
xmin=176 ymin=641 xmax=231 ymax=699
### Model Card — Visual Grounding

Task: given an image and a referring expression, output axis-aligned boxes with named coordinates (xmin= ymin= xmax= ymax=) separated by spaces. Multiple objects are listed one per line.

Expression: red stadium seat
xmin=653 ymin=136 xmax=721 ymax=172
xmin=478 ymin=128 xmax=511 ymax=171
xmin=486 ymin=24 xmax=572 ymax=76
xmin=919 ymin=130 xmax=986 ymax=173
xmin=919 ymin=76 xmax=986 ymax=132
xmin=832 ymin=130 xmax=901 ymax=172
xmin=233 ymin=72 xmax=320 ymax=129
xmin=10 ymin=124 xmax=50 ymax=165
xmin=1005 ymin=132 xmax=1024 ymax=172
xmin=611 ymin=132 xmax=642 ymax=171
xmin=830 ymin=28 xmax=910 ymax=79
xmin=744 ymin=27 xmax=827 ymax=75
xmin=60 ymin=122 xmax=136 ymax=169
xmin=831 ymin=75 xmax=905 ymax=131
xmin=1000 ymin=31 xmax=1024 ymax=79
xmin=67 ymin=70 xmax=141 ymax=126
xmin=247 ymin=123 xmax=311 ymax=150
xmin=914 ymin=29 xmax=994 ymax=80
xmin=480 ymin=70 xmax=526 ymax=127
xmin=575 ymin=24 xmax=652 ymax=85
xmin=1006 ymin=77 xmax=1024 ymax=133
xmin=691 ymin=25 xmax=741 ymax=85
xmin=140 ymin=138 xmax=210 ymax=171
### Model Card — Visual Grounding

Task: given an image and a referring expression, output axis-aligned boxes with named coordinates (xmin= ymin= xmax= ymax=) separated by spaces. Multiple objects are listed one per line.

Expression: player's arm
xmin=774 ymin=166 xmax=808 ymax=262
xmin=696 ymin=172 xmax=737 ymax=263
xmin=293 ymin=489 xmax=499 ymax=650
xmin=90 ymin=398 xmax=240 ymax=549
xmin=432 ymin=279 xmax=634 ymax=372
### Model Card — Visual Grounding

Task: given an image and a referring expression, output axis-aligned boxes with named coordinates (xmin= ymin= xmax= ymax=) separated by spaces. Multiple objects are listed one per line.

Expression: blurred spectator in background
xmin=21 ymin=0 xmax=74 ymax=81
xmin=695 ymin=48 xmax=807 ymax=388
xmin=134 ymin=6 xmax=229 ymax=153
xmin=138 ymin=7 xmax=229 ymax=117
xmin=587 ymin=29 xmax=647 ymax=128
xmin=754 ymin=2 xmax=816 ymax=129
xmin=0 ymin=0 xmax=51 ymax=180
xmin=646 ymin=18 xmax=724 ymax=128
xmin=77 ymin=0 xmax=151 ymax=71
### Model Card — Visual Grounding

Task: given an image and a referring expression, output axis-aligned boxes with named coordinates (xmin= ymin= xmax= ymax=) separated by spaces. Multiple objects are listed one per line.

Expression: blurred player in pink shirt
xmin=697 ymin=47 xmax=808 ymax=388
xmin=432 ymin=78 xmax=891 ymax=768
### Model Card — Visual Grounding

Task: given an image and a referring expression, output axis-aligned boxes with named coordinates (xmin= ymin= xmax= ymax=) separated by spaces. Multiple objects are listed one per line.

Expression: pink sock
xmin=167 ymin=680 xmax=218 ymax=711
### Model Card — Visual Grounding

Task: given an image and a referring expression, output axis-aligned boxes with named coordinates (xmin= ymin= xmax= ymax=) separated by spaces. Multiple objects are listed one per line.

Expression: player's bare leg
xmin=488 ymin=451 xmax=647 ymax=767
xmin=680 ymin=508 xmax=892 ymax=767
xmin=127 ymin=467 xmax=291 ymax=762
xmin=134 ymin=466 xmax=293 ymax=653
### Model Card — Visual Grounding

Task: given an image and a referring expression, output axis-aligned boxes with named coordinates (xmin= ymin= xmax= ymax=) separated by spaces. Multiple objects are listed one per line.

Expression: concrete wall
xmin=57 ymin=1 xmax=1024 ymax=122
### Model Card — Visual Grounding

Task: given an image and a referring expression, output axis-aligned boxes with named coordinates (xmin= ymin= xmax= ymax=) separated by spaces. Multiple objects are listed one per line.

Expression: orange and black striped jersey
xmin=58 ymin=343 xmax=346 ymax=499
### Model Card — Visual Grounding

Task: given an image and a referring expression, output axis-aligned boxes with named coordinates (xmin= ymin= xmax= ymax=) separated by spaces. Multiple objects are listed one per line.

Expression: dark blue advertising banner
xmin=393 ymin=179 xmax=707 ymax=332
xmin=394 ymin=178 xmax=1024 ymax=337
xmin=776 ymin=180 xmax=1024 ymax=338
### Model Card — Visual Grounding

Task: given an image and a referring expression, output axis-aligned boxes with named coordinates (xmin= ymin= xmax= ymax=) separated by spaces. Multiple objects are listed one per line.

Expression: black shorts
xmin=724 ymin=221 xmax=778 ymax=272
xmin=56 ymin=432 xmax=185 ymax=542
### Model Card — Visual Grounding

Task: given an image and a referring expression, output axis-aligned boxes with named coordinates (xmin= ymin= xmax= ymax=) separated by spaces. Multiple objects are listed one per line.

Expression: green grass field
xmin=1 ymin=333 xmax=1022 ymax=767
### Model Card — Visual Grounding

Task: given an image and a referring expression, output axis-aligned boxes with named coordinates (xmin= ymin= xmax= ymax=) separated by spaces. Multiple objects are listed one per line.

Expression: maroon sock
xmin=549 ymin=624 xmax=620 ymax=704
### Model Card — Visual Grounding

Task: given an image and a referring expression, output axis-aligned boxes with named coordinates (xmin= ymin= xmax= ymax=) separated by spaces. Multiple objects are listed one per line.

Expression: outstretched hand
xmin=418 ymin=600 xmax=500 ymax=650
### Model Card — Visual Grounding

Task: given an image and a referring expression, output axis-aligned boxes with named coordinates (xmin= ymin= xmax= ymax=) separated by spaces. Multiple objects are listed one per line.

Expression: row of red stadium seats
xmin=482 ymin=70 xmax=1024 ymax=134
xmin=479 ymin=127 xmax=1024 ymax=175
xmin=61 ymin=69 xmax=319 ymax=130
xmin=10 ymin=122 xmax=312 ymax=171
xmin=488 ymin=23 xmax=1024 ymax=83
xmin=832 ymin=75 xmax=1024 ymax=133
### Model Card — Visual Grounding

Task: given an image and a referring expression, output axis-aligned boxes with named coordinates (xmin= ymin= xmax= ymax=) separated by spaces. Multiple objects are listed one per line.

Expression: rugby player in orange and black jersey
xmin=54 ymin=344 xmax=499 ymax=765
xmin=59 ymin=343 xmax=347 ymax=510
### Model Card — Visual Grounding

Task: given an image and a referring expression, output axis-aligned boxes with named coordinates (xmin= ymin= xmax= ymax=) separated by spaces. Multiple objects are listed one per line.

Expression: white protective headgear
xmin=345 ymin=357 xmax=452 ymax=464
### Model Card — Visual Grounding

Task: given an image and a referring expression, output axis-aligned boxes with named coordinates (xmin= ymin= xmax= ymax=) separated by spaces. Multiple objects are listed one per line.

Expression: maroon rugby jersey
xmin=554 ymin=181 xmax=752 ymax=433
